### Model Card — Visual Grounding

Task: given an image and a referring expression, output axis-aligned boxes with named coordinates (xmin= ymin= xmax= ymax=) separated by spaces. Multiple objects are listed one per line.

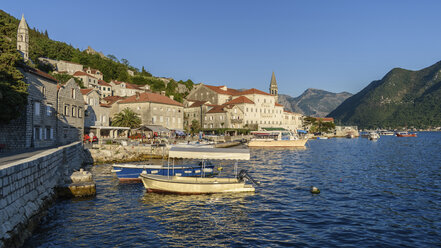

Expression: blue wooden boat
xmin=111 ymin=162 xmax=215 ymax=182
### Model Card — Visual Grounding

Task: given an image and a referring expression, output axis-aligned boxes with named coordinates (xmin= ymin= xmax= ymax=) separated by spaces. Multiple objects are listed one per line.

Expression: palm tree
xmin=111 ymin=108 xmax=141 ymax=128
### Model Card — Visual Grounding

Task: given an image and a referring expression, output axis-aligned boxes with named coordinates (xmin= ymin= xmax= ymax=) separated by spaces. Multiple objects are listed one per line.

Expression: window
xmin=64 ymin=105 xmax=70 ymax=116
xmin=152 ymin=116 xmax=157 ymax=124
xmin=34 ymin=102 xmax=40 ymax=116
xmin=172 ymin=117 xmax=175 ymax=123
xmin=71 ymin=89 xmax=76 ymax=99
xmin=160 ymin=116 xmax=163 ymax=122
xmin=46 ymin=104 xmax=53 ymax=116
xmin=45 ymin=127 xmax=50 ymax=140
xmin=39 ymin=128 xmax=43 ymax=140
xmin=41 ymin=86 xmax=46 ymax=95
xmin=78 ymin=107 xmax=82 ymax=118
xmin=72 ymin=106 xmax=77 ymax=117
xmin=178 ymin=118 xmax=181 ymax=124
xmin=50 ymin=128 xmax=54 ymax=140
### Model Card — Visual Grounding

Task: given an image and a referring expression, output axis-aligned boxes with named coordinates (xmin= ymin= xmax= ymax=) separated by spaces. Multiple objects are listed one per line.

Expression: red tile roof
xmin=275 ymin=103 xmax=283 ymax=107
xmin=237 ymin=88 xmax=273 ymax=96
xmin=111 ymin=80 xmax=142 ymax=90
xmin=73 ymin=71 xmax=97 ymax=79
xmin=223 ymin=96 xmax=254 ymax=105
xmin=314 ymin=117 xmax=334 ymax=122
xmin=98 ymin=80 xmax=111 ymax=86
xmin=207 ymin=105 xmax=226 ymax=113
xmin=83 ymin=67 xmax=101 ymax=74
xmin=118 ymin=92 xmax=183 ymax=106
xmin=80 ymin=89 xmax=93 ymax=95
xmin=102 ymin=96 xmax=125 ymax=106
xmin=188 ymin=100 xmax=208 ymax=108
xmin=204 ymin=85 xmax=241 ymax=95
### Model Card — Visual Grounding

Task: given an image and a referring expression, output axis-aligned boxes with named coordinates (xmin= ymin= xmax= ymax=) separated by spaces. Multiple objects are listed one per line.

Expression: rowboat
xmin=140 ymin=147 xmax=259 ymax=194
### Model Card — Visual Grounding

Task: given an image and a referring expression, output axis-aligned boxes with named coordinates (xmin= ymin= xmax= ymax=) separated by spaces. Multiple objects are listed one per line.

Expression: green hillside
xmin=328 ymin=61 xmax=441 ymax=129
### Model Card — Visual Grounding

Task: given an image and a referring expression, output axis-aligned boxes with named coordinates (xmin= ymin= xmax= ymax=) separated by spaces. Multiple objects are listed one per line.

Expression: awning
xmin=89 ymin=126 xmax=130 ymax=130
xmin=169 ymin=147 xmax=250 ymax=160
xmin=174 ymin=130 xmax=186 ymax=136
xmin=136 ymin=125 xmax=170 ymax=133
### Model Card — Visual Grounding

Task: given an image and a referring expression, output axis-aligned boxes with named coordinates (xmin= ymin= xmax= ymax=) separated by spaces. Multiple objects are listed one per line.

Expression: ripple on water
xmin=24 ymin=132 xmax=441 ymax=247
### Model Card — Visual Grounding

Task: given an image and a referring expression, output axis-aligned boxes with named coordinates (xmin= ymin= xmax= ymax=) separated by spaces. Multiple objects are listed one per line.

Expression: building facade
xmin=17 ymin=15 xmax=29 ymax=61
xmin=73 ymin=71 xmax=99 ymax=88
xmin=117 ymin=92 xmax=184 ymax=130
xmin=57 ymin=79 xmax=84 ymax=145
xmin=81 ymin=89 xmax=110 ymax=128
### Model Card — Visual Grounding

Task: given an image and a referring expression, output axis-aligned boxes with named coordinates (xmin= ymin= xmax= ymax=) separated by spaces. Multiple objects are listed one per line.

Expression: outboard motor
xmin=237 ymin=169 xmax=260 ymax=186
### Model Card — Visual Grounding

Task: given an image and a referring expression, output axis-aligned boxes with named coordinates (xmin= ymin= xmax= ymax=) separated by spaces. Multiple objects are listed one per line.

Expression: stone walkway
xmin=0 ymin=146 xmax=57 ymax=166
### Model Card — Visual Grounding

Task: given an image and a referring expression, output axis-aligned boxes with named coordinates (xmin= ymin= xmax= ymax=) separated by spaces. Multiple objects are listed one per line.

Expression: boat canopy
xmin=168 ymin=147 xmax=250 ymax=160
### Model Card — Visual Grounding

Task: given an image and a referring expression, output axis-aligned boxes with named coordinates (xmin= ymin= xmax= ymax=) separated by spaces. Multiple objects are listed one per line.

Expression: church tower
xmin=17 ymin=14 xmax=29 ymax=61
xmin=269 ymin=71 xmax=278 ymax=102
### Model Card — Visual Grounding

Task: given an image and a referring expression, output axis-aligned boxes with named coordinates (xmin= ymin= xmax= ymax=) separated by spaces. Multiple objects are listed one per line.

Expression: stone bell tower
xmin=269 ymin=71 xmax=278 ymax=102
xmin=17 ymin=14 xmax=29 ymax=61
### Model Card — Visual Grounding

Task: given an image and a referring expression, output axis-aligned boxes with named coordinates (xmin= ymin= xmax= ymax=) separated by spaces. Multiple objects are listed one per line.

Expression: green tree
xmin=190 ymin=120 xmax=200 ymax=134
xmin=0 ymin=35 xmax=28 ymax=124
xmin=111 ymin=108 xmax=141 ymax=128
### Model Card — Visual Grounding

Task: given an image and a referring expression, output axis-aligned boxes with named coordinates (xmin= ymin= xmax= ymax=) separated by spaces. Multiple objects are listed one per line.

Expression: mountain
xmin=278 ymin=89 xmax=353 ymax=117
xmin=328 ymin=61 xmax=441 ymax=129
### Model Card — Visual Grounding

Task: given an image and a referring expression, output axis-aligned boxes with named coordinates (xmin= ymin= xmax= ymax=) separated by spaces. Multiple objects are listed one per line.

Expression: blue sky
xmin=4 ymin=1 xmax=441 ymax=97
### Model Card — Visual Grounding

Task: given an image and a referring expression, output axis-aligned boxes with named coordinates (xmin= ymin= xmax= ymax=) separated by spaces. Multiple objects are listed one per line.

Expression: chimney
xmin=170 ymin=95 xmax=174 ymax=100
xmin=160 ymin=91 xmax=166 ymax=96
xmin=135 ymin=92 xmax=140 ymax=100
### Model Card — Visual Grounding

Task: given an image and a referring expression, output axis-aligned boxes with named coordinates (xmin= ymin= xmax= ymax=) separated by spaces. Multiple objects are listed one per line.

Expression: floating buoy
xmin=217 ymin=167 xmax=223 ymax=171
xmin=310 ymin=186 xmax=320 ymax=194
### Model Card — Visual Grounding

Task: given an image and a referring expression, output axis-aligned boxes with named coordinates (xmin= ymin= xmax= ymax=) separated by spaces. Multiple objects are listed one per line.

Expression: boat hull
xmin=140 ymin=174 xmax=255 ymax=194
xmin=248 ymin=139 xmax=308 ymax=147
xmin=112 ymin=164 xmax=215 ymax=182
xmin=396 ymin=134 xmax=417 ymax=137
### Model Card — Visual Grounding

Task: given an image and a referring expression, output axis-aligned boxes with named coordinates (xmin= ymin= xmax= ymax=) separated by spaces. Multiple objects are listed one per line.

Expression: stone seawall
xmin=87 ymin=144 xmax=169 ymax=164
xmin=0 ymin=142 xmax=84 ymax=248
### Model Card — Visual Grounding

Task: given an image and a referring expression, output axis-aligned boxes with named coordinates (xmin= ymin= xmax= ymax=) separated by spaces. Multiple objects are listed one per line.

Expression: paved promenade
xmin=0 ymin=146 xmax=57 ymax=166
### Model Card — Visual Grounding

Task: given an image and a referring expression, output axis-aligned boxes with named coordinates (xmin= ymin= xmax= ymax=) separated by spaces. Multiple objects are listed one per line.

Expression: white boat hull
xmin=248 ymin=139 xmax=308 ymax=147
xmin=140 ymin=174 xmax=255 ymax=194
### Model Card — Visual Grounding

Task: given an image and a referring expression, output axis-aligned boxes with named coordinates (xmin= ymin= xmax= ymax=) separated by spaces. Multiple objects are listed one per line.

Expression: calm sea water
xmin=25 ymin=132 xmax=441 ymax=247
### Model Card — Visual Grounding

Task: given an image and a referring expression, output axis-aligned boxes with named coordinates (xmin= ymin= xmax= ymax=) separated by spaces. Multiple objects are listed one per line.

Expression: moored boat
xmin=112 ymin=162 xmax=215 ymax=182
xmin=247 ymin=130 xmax=308 ymax=147
xmin=140 ymin=147 xmax=258 ymax=194
xmin=368 ymin=132 xmax=380 ymax=140
xmin=396 ymin=131 xmax=417 ymax=137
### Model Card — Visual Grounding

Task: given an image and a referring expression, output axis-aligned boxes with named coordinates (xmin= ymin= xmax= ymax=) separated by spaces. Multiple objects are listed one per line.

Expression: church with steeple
xmin=269 ymin=71 xmax=278 ymax=103
xmin=17 ymin=14 xmax=29 ymax=61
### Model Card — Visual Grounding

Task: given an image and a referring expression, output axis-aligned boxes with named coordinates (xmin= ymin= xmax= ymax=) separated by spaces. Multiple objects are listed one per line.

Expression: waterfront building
xmin=183 ymin=72 xmax=303 ymax=131
xmin=81 ymin=89 xmax=110 ymax=128
xmin=116 ymin=92 xmax=184 ymax=130
xmin=101 ymin=96 xmax=125 ymax=118
xmin=0 ymin=67 xmax=59 ymax=149
xmin=57 ymin=79 xmax=85 ymax=145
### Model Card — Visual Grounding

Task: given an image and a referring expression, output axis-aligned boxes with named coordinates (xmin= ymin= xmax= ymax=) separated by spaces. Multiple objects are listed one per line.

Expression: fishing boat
xmin=247 ymin=130 xmax=308 ymax=147
xmin=140 ymin=147 xmax=259 ymax=194
xmin=368 ymin=132 xmax=380 ymax=140
xmin=396 ymin=131 xmax=417 ymax=137
xmin=112 ymin=162 xmax=215 ymax=182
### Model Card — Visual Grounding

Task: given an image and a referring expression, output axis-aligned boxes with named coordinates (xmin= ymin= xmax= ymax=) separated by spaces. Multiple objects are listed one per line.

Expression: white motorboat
xmin=140 ymin=147 xmax=258 ymax=194
xmin=247 ymin=130 xmax=308 ymax=147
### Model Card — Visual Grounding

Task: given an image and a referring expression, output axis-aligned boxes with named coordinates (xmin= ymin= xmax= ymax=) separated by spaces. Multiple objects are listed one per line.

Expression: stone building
xmin=0 ymin=67 xmax=58 ymax=149
xmin=204 ymin=104 xmax=245 ymax=129
xmin=37 ymin=58 xmax=84 ymax=75
xmin=101 ymin=96 xmax=125 ymax=118
xmin=117 ymin=92 xmax=184 ymax=130
xmin=57 ymin=79 xmax=84 ymax=145
xmin=98 ymin=80 xmax=112 ymax=98
xmin=183 ymin=100 xmax=212 ymax=129
xmin=83 ymin=67 xmax=103 ymax=80
xmin=186 ymin=84 xmax=240 ymax=105
xmin=283 ymin=111 xmax=304 ymax=131
xmin=110 ymin=80 xmax=148 ymax=97
xmin=269 ymin=71 xmax=279 ymax=103
xmin=17 ymin=14 xmax=29 ymax=61
xmin=81 ymin=89 xmax=110 ymax=128
xmin=73 ymin=71 xmax=99 ymax=88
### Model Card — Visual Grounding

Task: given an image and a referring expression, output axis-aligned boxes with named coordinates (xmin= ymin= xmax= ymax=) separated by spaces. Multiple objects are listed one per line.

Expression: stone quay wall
xmin=0 ymin=141 xmax=84 ymax=248
xmin=87 ymin=144 xmax=169 ymax=164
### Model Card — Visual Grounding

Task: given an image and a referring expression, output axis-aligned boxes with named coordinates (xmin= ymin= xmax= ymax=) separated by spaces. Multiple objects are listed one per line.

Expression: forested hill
xmin=328 ymin=61 xmax=441 ymax=129
xmin=0 ymin=10 xmax=194 ymax=101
